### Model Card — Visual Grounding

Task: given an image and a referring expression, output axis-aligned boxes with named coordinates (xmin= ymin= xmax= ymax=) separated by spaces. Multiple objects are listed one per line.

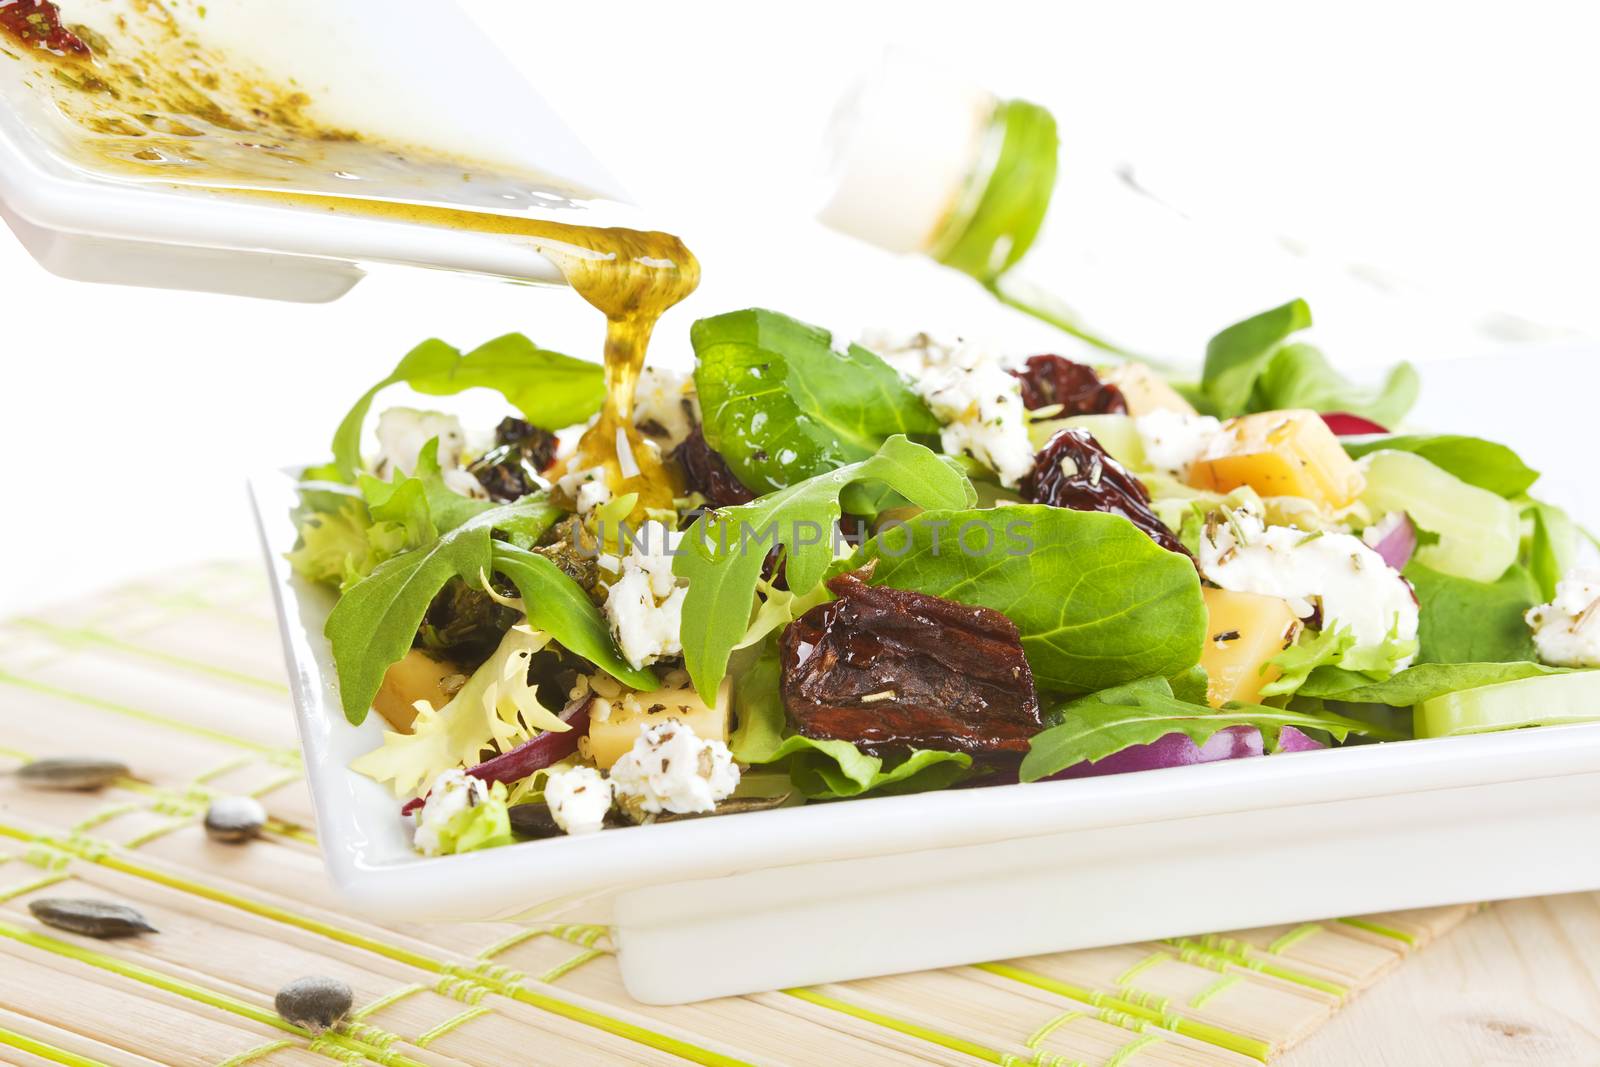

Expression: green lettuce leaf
xmin=1300 ymin=661 xmax=1573 ymax=706
xmin=325 ymin=496 xmax=558 ymax=724
xmin=691 ymin=309 xmax=941 ymax=495
xmin=331 ymin=335 xmax=603 ymax=479
xmin=1406 ymin=562 xmax=1542 ymax=664
xmin=730 ymin=645 xmax=971 ymax=798
xmin=1260 ymin=623 xmax=1417 ymax=699
xmin=1341 ymin=434 xmax=1539 ymax=497
xmin=675 ymin=435 xmax=975 ymax=701
xmin=490 ymin=543 xmax=656 ymax=691
xmin=430 ymin=780 xmax=513 ymax=855
xmin=851 ymin=505 xmax=1206 ymax=694
xmin=1020 ymin=676 xmax=1395 ymax=782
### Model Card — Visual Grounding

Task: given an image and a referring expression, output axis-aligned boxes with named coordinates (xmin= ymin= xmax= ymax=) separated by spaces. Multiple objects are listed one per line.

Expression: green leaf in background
xmin=730 ymin=644 xmax=971 ymax=798
xmin=1200 ymin=299 xmax=1313 ymax=415
xmin=324 ymin=496 xmax=557 ymax=724
xmin=1299 ymin=661 xmax=1572 ymax=707
xmin=691 ymin=309 xmax=942 ymax=495
xmin=675 ymin=435 xmax=975 ymax=701
xmin=852 ymin=505 xmax=1206 ymax=694
xmin=490 ymin=543 xmax=657 ymax=691
xmin=1341 ymin=434 xmax=1540 ymax=497
xmin=1254 ymin=343 xmax=1420 ymax=428
xmin=1405 ymin=562 xmax=1542 ymax=664
xmin=331 ymin=335 xmax=603 ymax=479
xmin=1019 ymin=676 xmax=1394 ymax=782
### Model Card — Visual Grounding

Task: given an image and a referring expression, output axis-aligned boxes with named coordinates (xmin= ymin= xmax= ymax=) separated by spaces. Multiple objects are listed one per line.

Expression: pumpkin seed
xmin=204 ymin=796 xmax=267 ymax=843
xmin=15 ymin=757 xmax=127 ymax=791
xmin=274 ymin=976 xmax=353 ymax=1035
xmin=28 ymin=898 xmax=157 ymax=938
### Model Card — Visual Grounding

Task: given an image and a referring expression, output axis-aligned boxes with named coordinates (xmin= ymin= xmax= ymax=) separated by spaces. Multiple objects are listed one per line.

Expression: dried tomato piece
xmin=1011 ymin=355 xmax=1126 ymax=414
xmin=0 ymin=0 xmax=91 ymax=56
xmin=672 ymin=424 xmax=755 ymax=508
xmin=469 ymin=417 xmax=558 ymax=501
xmin=1023 ymin=428 xmax=1191 ymax=558
xmin=780 ymin=569 xmax=1042 ymax=756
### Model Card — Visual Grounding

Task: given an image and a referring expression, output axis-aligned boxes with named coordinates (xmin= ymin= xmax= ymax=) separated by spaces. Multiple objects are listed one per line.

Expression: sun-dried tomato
xmin=1011 ymin=355 xmax=1126 ymax=414
xmin=1023 ymin=428 xmax=1191 ymax=558
xmin=672 ymin=425 xmax=755 ymax=509
xmin=469 ymin=417 xmax=558 ymax=501
xmin=780 ymin=569 xmax=1042 ymax=756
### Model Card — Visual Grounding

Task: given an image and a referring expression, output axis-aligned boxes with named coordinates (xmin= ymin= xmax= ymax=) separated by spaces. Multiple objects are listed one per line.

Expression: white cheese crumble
xmin=542 ymin=765 xmax=614 ymax=835
xmin=412 ymin=769 xmax=490 ymax=856
xmin=1135 ymin=409 xmax=1222 ymax=477
xmin=609 ymin=721 xmax=740 ymax=815
xmin=374 ymin=407 xmax=487 ymax=499
xmin=859 ymin=331 xmax=1034 ymax=488
xmin=1198 ymin=506 xmax=1418 ymax=662
xmin=556 ymin=465 xmax=612 ymax=514
xmin=1526 ymin=568 xmax=1600 ymax=667
xmin=632 ymin=367 xmax=699 ymax=448
xmin=603 ymin=521 xmax=689 ymax=669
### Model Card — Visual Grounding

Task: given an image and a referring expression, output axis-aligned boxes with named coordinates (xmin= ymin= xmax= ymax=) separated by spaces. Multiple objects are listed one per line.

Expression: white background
xmin=1 ymin=0 xmax=1597 ymax=611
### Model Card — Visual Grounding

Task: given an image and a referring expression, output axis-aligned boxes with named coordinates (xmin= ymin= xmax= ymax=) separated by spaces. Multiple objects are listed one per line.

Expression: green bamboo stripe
xmin=1164 ymin=937 xmax=1347 ymax=997
xmin=1267 ymin=923 xmax=1324 ymax=956
xmin=0 ymin=872 xmax=69 ymax=903
xmin=0 ymin=669 xmax=295 ymax=758
xmin=783 ymin=987 xmax=1039 ymax=1066
xmin=1113 ymin=951 xmax=1167 ymax=989
xmin=0 ymin=821 xmax=750 ymax=1067
xmin=976 ymin=962 xmax=1271 ymax=1063
xmin=0 ymin=1022 xmax=110 ymax=1067
xmin=1337 ymin=917 xmax=1417 ymax=945
xmin=1024 ymin=1008 xmax=1083 ymax=1050
xmin=413 ymin=1005 xmax=491 ymax=1048
xmin=350 ymin=983 xmax=428 ymax=1022
xmin=0 ymin=919 xmax=428 ymax=1067
xmin=12 ymin=619 xmax=288 ymax=694
xmin=538 ymin=947 xmax=605 ymax=984
xmin=215 ymin=1039 xmax=296 ymax=1067
xmin=1188 ymin=974 xmax=1242 ymax=1010
xmin=1105 ymin=1034 xmax=1161 ymax=1067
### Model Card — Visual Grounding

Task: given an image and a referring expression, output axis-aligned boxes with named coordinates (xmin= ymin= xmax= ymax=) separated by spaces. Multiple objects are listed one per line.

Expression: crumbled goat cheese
xmin=412 ymin=769 xmax=490 ymax=856
xmin=632 ymin=366 xmax=699 ymax=448
xmin=1198 ymin=506 xmax=1418 ymax=662
xmin=603 ymin=521 xmax=688 ymax=669
xmin=1135 ymin=409 xmax=1222 ymax=477
xmin=1526 ymin=568 xmax=1600 ymax=667
xmin=609 ymin=721 xmax=740 ymax=815
xmin=543 ymin=765 xmax=614 ymax=835
xmin=860 ymin=331 xmax=1035 ymax=488
xmin=374 ymin=408 xmax=487 ymax=499
xmin=556 ymin=465 xmax=612 ymax=514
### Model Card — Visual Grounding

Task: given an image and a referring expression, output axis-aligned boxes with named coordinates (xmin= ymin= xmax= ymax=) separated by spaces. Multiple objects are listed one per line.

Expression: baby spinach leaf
xmin=1254 ymin=343 xmax=1419 ymax=427
xmin=490 ymin=543 xmax=657 ymax=691
xmin=1201 ymin=299 xmax=1313 ymax=416
xmin=1020 ymin=677 xmax=1392 ymax=782
xmin=324 ymin=496 xmax=556 ymax=724
xmin=1341 ymin=434 xmax=1539 ymax=497
xmin=691 ymin=309 xmax=941 ymax=495
xmin=853 ymin=505 xmax=1206 ymax=694
xmin=1521 ymin=498 xmax=1576 ymax=602
xmin=675 ymin=435 xmax=974 ymax=701
xmin=1298 ymin=661 xmax=1572 ymax=706
xmin=1406 ymin=562 xmax=1542 ymax=664
xmin=731 ymin=644 xmax=971 ymax=798
xmin=331 ymin=335 xmax=603 ymax=479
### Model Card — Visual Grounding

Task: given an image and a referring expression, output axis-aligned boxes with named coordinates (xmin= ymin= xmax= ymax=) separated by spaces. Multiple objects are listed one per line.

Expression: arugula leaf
xmin=331 ymin=335 xmax=603 ymax=479
xmin=1254 ymin=343 xmax=1420 ymax=427
xmin=490 ymin=543 xmax=657 ymax=691
xmin=1020 ymin=677 xmax=1393 ymax=782
xmin=325 ymin=496 xmax=556 ymax=724
xmin=1299 ymin=661 xmax=1571 ymax=706
xmin=1201 ymin=299 xmax=1313 ymax=416
xmin=675 ymin=435 xmax=975 ymax=701
xmin=691 ymin=309 xmax=941 ymax=494
xmin=1341 ymin=434 xmax=1539 ymax=497
xmin=1406 ymin=562 xmax=1542 ymax=664
xmin=359 ymin=438 xmax=494 ymax=540
xmin=730 ymin=644 xmax=971 ymax=798
xmin=852 ymin=505 xmax=1206 ymax=694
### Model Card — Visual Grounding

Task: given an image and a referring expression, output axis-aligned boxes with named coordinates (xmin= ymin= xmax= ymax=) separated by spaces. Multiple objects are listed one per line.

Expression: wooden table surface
xmin=1284 ymin=892 xmax=1600 ymax=1066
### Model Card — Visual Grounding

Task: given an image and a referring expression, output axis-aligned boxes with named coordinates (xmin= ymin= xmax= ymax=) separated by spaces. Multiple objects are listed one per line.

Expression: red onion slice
xmin=1277 ymin=725 xmax=1327 ymax=752
xmin=401 ymin=696 xmax=591 ymax=815
xmin=1366 ymin=512 xmax=1418 ymax=572
xmin=1320 ymin=412 xmax=1389 ymax=436
xmin=1044 ymin=724 xmax=1264 ymax=781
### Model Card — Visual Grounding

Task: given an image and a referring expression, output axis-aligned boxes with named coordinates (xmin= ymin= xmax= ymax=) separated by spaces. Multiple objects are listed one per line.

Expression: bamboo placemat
xmin=0 ymin=561 xmax=1479 ymax=1067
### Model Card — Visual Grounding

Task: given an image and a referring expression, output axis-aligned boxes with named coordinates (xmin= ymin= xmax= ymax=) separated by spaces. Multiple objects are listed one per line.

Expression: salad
xmin=287 ymin=299 xmax=1600 ymax=857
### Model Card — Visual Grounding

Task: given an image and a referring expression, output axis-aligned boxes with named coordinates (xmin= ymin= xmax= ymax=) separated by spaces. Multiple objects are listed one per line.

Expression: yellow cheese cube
xmin=583 ymin=677 xmax=732 ymax=769
xmin=1200 ymin=588 xmax=1302 ymax=707
xmin=1187 ymin=410 xmax=1364 ymax=508
xmin=373 ymin=649 xmax=463 ymax=733
xmin=1100 ymin=362 xmax=1196 ymax=416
